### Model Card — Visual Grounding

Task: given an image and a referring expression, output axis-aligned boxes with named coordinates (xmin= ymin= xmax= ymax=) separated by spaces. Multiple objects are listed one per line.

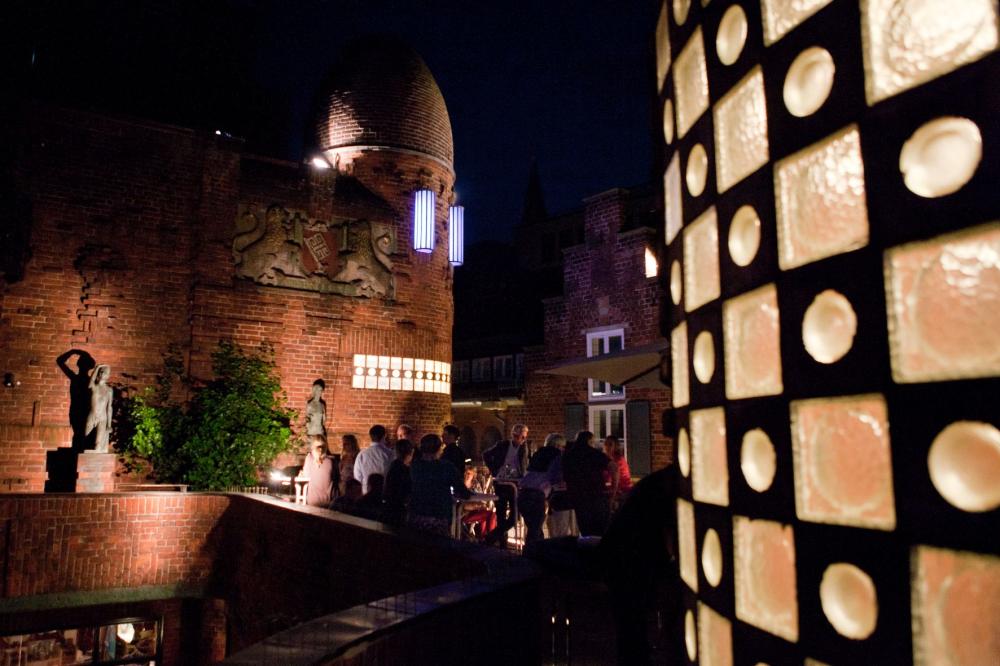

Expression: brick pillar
xmin=75 ymin=452 xmax=116 ymax=492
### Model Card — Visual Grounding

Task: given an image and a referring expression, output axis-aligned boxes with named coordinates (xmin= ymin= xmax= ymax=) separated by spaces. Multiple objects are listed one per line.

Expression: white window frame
xmin=493 ymin=355 xmax=514 ymax=381
xmin=585 ymin=327 xmax=626 ymax=401
xmin=589 ymin=404 xmax=627 ymax=457
xmin=471 ymin=357 xmax=492 ymax=382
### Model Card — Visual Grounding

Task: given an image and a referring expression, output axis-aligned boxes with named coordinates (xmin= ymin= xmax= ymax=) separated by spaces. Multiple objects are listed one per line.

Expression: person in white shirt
xmin=354 ymin=424 xmax=396 ymax=494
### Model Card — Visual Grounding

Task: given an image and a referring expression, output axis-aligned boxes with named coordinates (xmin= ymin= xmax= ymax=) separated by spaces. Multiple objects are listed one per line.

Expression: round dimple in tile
xmin=716 ymin=4 xmax=748 ymax=65
xmin=820 ymin=562 xmax=878 ymax=640
xmin=802 ymin=289 xmax=857 ymax=364
xmin=900 ymin=117 xmax=982 ymax=198
xmin=928 ymin=421 xmax=1000 ymax=512
xmin=783 ymin=47 xmax=835 ymax=117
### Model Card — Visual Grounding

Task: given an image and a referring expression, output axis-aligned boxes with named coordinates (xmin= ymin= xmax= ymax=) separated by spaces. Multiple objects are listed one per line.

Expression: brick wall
xmin=0 ymin=103 xmax=455 ymax=486
xmin=0 ymin=493 xmax=487 ymax=663
xmin=452 ymin=189 xmax=671 ymax=471
xmin=522 ymin=189 xmax=673 ymax=471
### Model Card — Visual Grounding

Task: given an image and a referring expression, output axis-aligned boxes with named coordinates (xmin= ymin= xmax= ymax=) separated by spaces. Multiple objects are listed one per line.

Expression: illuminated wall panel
xmin=714 ymin=66 xmax=769 ymax=193
xmin=656 ymin=0 xmax=999 ymax=660
xmin=860 ymin=0 xmax=999 ymax=104
xmin=733 ymin=516 xmax=799 ymax=641
xmin=792 ymin=394 xmax=896 ymax=530
xmin=775 ymin=126 xmax=869 ymax=270
xmin=683 ymin=207 xmax=721 ymax=311
xmin=884 ymin=223 xmax=1000 ymax=383
xmin=673 ymin=28 xmax=710 ymax=139
xmin=351 ymin=354 xmax=450 ymax=394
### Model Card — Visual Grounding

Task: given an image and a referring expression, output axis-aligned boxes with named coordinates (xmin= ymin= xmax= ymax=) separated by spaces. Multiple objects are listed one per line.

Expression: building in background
xmin=0 ymin=37 xmax=458 ymax=492
xmin=452 ymin=178 xmax=673 ymax=474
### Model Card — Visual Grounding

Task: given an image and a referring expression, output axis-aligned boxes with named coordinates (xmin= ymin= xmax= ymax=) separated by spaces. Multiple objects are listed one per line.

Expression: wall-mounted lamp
xmin=413 ymin=189 xmax=436 ymax=253
xmin=449 ymin=205 xmax=464 ymax=266
xmin=3 ymin=373 xmax=17 ymax=388
xmin=311 ymin=155 xmax=331 ymax=170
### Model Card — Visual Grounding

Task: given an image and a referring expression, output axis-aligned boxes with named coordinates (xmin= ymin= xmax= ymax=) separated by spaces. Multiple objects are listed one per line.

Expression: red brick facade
xmin=0 ymin=96 xmax=455 ymax=489
xmin=456 ymin=188 xmax=672 ymax=472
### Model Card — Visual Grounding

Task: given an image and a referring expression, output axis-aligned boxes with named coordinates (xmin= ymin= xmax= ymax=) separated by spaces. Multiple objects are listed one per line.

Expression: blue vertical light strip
xmin=449 ymin=205 xmax=464 ymax=266
xmin=413 ymin=189 xmax=435 ymax=253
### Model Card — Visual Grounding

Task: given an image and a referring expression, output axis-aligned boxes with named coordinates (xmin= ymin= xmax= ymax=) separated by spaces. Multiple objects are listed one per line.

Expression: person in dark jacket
xmin=440 ymin=424 xmax=467 ymax=473
xmin=382 ymin=438 xmax=415 ymax=526
xmin=482 ymin=424 xmax=530 ymax=547
xmin=561 ymin=430 xmax=615 ymax=536
xmin=408 ymin=434 xmax=470 ymax=536
xmin=599 ymin=465 xmax=681 ymax=665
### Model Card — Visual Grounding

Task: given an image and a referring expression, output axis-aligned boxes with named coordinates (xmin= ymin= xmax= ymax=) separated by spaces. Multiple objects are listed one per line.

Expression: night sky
xmin=9 ymin=1 xmax=659 ymax=244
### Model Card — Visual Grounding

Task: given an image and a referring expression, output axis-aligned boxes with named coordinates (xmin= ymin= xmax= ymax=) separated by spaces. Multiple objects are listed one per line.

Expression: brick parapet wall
xmin=0 ymin=492 xmax=485 ymax=661
xmin=0 ymin=493 xmax=228 ymax=599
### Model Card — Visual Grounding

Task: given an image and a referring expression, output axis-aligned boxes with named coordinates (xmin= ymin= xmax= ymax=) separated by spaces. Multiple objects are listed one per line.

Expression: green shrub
xmin=122 ymin=340 xmax=295 ymax=490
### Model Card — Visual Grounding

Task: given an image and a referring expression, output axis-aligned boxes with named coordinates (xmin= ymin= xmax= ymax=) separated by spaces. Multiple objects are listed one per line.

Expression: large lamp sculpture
xmin=449 ymin=205 xmax=464 ymax=266
xmin=413 ymin=189 xmax=435 ymax=253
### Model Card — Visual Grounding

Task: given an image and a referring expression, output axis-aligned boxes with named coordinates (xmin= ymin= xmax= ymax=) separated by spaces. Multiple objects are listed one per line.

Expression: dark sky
xmin=10 ymin=1 xmax=659 ymax=244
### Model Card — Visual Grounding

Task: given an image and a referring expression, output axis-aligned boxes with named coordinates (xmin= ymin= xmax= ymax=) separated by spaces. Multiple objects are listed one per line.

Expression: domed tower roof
xmin=314 ymin=37 xmax=454 ymax=170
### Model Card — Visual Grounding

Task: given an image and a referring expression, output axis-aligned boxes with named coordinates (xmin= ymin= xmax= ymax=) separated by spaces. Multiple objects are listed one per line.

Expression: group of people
xmin=300 ymin=423 xmax=474 ymax=538
xmin=485 ymin=425 xmax=633 ymax=547
xmin=299 ymin=417 xmax=635 ymax=547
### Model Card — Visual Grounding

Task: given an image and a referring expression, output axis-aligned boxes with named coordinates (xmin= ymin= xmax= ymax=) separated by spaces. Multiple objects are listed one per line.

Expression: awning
xmin=537 ymin=339 xmax=670 ymax=390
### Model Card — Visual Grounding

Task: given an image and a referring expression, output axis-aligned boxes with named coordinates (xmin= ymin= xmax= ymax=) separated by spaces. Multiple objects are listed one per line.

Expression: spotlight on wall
xmin=413 ymin=189 xmax=436 ymax=253
xmin=311 ymin=155 xmax=331 ymax=170
xmin=449 ymin=205 xmax=464 ymax=266
xmin=3 ymin=373 xmax=15 ymax=388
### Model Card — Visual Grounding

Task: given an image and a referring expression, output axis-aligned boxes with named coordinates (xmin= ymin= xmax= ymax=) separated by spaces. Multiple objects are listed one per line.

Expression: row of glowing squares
xmin=662 ymin=0 xmax=998 ymax=132
xmin=666 ymin=124 xmax=869 ymax=278
xmin=667 ymin=107 xmax=985 ymax=261
xmin=351 ymin=373 xmax=451 ymax=394
xmin=681 ymin=395 xmax=897 ymax=528
xmin=353 ymin=355 xmax=451 ymax=376
xmin=670 ymin=223 xmax=1000 ymax=400
xmin=680 ymin=396 xmax=1000 ymax=518
xmin=679 ymin=521 xmax=999 ymax=666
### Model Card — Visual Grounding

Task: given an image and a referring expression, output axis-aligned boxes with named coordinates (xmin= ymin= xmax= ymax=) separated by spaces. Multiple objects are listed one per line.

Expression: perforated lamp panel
xmin=655 ymin=0 xmax=1000 ymax=662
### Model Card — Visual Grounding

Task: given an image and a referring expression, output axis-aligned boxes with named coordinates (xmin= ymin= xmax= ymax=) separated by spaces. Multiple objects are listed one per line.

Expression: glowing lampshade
xmin=413 ymin=189 xmax=436 ymax=253
xmin=449 ymin=205 xmax=464 ymax=266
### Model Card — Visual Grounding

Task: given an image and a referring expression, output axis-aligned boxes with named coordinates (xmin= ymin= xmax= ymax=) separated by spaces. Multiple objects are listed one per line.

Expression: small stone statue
xmin=305 ymin=379 xmax=327 ymax=438
xmin=85 ymin=364 xmax=113 ymax=453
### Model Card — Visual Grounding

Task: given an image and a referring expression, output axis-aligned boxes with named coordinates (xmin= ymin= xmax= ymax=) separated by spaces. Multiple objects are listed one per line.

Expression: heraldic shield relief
xmin=232 ymin=204 xmax=396 ymax=299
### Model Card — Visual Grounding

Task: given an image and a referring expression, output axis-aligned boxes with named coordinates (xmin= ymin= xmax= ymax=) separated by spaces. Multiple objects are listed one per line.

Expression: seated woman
xmin=407 ymin=434 xmax=470 ymax=537
xmin=518 ymin=432 xmax=566 ymax=544
xmin=461 ymin=465 xmax=497 ymax=539
xmin=303 ymin=434 xmax=338 ymax=508
xmin=604 ymin=435 xmax=633 ymax=509
xmin=338 ymin=434 xmax=360 ymax=497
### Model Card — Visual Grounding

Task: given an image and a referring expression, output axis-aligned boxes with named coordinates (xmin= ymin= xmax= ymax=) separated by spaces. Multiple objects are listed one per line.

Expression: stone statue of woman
xmin=85 ymin=364 xmax=113 ymax=453
xmin=305 ymin=379 xmax=327 ymax=438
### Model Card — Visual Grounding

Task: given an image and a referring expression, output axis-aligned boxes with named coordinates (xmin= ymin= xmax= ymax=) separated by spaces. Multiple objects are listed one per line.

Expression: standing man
xmin=562 ymin=430 xmax=616 ymax=536
xmin=441 ymin=424 xmax=466 ymax=473
xmin=483 ymin=423 xmax=530 ymax=547
xmin=396 ymin=423 xmax=414 ymax=443
xmin=354 ymin=425 xmax=395 ymax=494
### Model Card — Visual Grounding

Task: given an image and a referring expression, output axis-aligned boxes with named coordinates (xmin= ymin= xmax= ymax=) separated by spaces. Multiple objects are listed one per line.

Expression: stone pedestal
xmin=76 ymin=452 xmax=116 ymax=493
